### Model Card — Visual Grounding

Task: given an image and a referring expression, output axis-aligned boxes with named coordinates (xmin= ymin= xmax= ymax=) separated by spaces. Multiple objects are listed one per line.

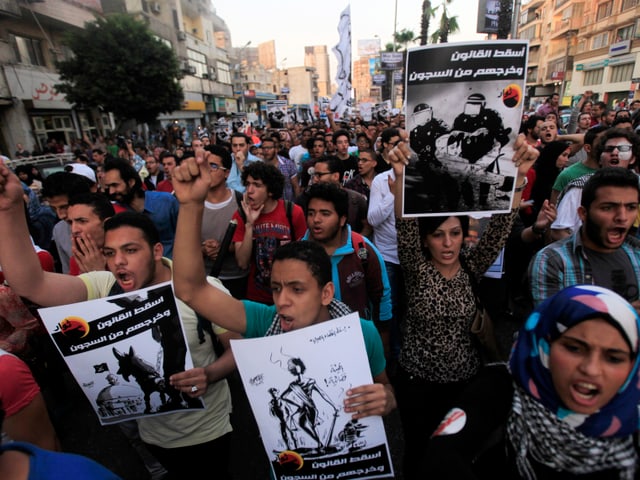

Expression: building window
xmin=622 ymin=0 xmax=639 ymax=11
xmin=187 ymin=49 xmax=207 ymax=78
xmin=616 ymin=25 xmax=634 ymax=41
xmin=216 ymin=62 xmax=231 ymax=84
xmin=596 ymin=1 xmax=613 ymax=21
xmin=583 ymin=68 xmax=604 ymax=86
xmin=610 ymin=63 xmax=633 ymax=83
xmin=591 ymin=32 xmax=609 ymax=49
xmin=10 ymin=34 xmax=45 ymax=66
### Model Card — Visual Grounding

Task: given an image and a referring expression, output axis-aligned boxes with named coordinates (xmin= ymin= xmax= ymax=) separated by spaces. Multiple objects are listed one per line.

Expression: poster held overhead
xmin=403 ymin=40 xmax=528 ymax=217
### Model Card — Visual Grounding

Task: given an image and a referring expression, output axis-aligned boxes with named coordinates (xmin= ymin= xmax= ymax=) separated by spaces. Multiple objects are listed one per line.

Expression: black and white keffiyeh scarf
xmin=506 ymin=385 xmax=638 ymax=480
xmin=264 ymin=299 xmax=353 ymax=336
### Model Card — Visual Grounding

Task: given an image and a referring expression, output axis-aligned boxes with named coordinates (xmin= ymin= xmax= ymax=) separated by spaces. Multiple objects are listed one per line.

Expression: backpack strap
xmin=285 ymin=200 xmax=295 ymax=239
xmin=234 ymin=190 xmax=246 ymax=223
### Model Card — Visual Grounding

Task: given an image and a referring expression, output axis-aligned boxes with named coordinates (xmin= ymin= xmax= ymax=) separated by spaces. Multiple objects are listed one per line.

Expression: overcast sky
xmin=213 ymin=0 xmax=486 ymax=74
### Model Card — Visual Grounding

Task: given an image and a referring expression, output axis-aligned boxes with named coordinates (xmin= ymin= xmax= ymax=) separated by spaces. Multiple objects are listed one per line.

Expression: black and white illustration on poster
xmin=266 ymin=100 xmax=289 ymax=128
xmin=230 ymin=313 xmax=393 ymax=480
xmin=403 ymin=40 xmax=528 ymax=217
xmin=38 ymin=282 xmax=203 ymax=425
xmin=214 ymin=119 xmax=232 ymax=143
xmin=231 ymin=112 xmax=249 ymax=134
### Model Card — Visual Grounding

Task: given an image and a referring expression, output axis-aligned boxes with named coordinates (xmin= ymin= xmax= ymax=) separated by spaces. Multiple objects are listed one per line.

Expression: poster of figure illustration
xmin=38 ymin=282 xmax=203 ymax=425
xmin=403 ymin=40 xmax=528 ymax=217
xmin=230 ymin=313 xmax=393 ymax=480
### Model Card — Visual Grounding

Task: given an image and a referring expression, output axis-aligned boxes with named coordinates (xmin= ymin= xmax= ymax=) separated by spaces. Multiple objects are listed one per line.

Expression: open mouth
xmin=116 ymin=271 xmax=135 ymax=290
xmin=607 ymin=228 xmax=626 ymax=244
xmin=279 ymin=315 xmax=294 ymax=331
xmin=572 ymin=381 xmax=600 ymax=404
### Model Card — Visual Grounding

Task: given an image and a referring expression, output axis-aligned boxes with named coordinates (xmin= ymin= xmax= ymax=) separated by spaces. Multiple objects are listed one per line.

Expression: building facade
xmin=518 ymin=0 xmax=640 ymax=109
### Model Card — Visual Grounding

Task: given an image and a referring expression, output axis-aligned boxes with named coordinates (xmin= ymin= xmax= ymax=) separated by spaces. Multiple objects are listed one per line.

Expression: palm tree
xmin=393 ymin=28 xmax=416 ymax=51
xmin=430 ymin=0 xmax=460 ymax=44
xmin=419 ymin=1 xmax=438 ymax=45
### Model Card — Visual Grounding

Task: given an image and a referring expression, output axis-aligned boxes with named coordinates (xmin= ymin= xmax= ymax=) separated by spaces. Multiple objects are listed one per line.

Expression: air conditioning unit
xmin=202 ymin=73 xmax=209 ymax=79
xmin=150 ymin=2 xmax=161 ymax=14
xmin=177 ymin=31 xmax=186 ymax=41
xmin=208 ymin=66 xmax=216 ymax=80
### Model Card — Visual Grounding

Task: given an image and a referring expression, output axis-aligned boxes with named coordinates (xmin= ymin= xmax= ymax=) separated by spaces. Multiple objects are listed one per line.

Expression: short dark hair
xmin=103 ymin=157 xmax=142 ymax=193
xmin=594 ymin=128 xmax=640 ymax=162
xmin=314 ymin=156 xmax=342 ymax=174
xmin=41 ymin=171 xmax=92 ymax=199
xmin=205 ymin=144 xmax=232 ymax=170
xmin=355 ymin=132 xmax=371 ymax=146
xmin=68 ymin=192 xmax=115 ymax=220
xmin=104 ymin=211 xmax=160 ymax=248
xmin=305 ymin=182 xmax=348 ymax=219
xmin=380 ymin=127 xmax=400 ymax=145
xmin=584 ymin=124 xmax=608 ymax=147
xmin=333 ymin=129 xmax=350 ymax=144
xmin=613 ymin=116 xmax=633 ymax=128
xmin=273 ymin=240 xmax=332 ymax=287
xmin=581 ymin=167 xmax=640 ymax=210
xmin=241 ymin=162 xmax=284 ymax=200
xmin=159 ymin=150 xmax=178 ymax=164
xmin=230 ymin=132 xmax=250 ymax=144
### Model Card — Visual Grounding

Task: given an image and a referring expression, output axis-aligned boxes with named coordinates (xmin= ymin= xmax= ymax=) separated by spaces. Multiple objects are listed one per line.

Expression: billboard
xmin=477 ymin=0 xmax=501 ymax=34
xmin=357 ymin=38 xmax=381 ymax=57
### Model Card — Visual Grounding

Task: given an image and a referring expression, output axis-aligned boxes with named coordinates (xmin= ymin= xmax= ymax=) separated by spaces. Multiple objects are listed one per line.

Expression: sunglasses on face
xmin=603 ymin=145 xmax=632 ymax=153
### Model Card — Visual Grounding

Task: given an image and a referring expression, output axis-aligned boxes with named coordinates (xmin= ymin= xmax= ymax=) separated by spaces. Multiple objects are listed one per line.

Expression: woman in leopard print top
xmin=387 ymin=133 xmax=539 ymax=479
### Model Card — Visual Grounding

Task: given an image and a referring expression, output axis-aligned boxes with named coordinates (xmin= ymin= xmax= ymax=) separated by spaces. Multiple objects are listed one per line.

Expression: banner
xmin=330 ymin=5 xmax=352 ymax=119
xmin=230 ymin=313 xmax=394 ymax=480
xmin=38 ymin=282 xmax=203 ymax=425
xmin=403 ymin=40 xmax=527 ymax=217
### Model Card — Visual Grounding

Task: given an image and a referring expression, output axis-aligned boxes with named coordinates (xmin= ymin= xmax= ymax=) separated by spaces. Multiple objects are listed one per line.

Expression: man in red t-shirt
xmin=232 ymin=162 xmax=306 ymax=304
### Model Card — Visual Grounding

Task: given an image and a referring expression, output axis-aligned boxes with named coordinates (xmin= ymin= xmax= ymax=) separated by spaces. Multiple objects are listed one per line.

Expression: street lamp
xmin=560 ymin=30 xmax=577 ymax=102
xmin=236 ymin=41 xmax=252 ymax=113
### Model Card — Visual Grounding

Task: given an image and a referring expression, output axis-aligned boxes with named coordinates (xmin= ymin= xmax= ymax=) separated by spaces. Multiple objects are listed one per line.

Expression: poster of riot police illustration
xmin=403 ymin=40 xmax=528 ymax=217
xmin=230 ymin=313 xmax=394 ymax=480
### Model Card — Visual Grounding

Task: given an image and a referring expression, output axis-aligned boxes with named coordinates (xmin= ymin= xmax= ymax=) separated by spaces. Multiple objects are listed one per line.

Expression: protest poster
xmin=404 ymin=40 xmax=528 ymax=217
xmin=231 ymin=112 xmax=249 ymax=134
xmin=38 ymin=282 xmax=203 ymax=425
xmin=266 ymin=100 xmax=289 ymax=128
xmin=230 ymin=313 xmax=394 ymax=480
xmin=214 ymin=119 xmax=232 ymax=143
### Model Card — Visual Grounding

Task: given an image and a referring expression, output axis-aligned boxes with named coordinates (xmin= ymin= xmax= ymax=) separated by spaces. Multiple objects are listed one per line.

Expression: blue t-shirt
xmin=241 ymin=300 xmax=386 ymax=377
xmin=1 ymin=441 xmax=122 ymax=479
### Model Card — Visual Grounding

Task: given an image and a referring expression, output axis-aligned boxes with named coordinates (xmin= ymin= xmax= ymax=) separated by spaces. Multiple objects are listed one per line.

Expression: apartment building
xmin=518 ymin=0 xmax=640 ymax=108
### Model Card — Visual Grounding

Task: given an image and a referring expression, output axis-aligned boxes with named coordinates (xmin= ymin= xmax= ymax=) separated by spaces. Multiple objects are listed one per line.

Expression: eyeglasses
xmin=603 ymin=144 xmax=633 ymax=153
xmin=208 ymin=163 xmax=227 ymax=171
xmin=313 ymin=172 xmax=333 ymax=178
xmin=357 ymin=157 xmax=373 ymax=163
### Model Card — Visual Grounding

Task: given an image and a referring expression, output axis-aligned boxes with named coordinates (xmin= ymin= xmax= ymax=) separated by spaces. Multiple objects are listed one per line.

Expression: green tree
xmin=393 ymin=28 xmax=416 ymax=51
xmin=497 ymin=0 xmax=514 ymax=39
xmin=55 ymin=14 xmax=183 ymax=126
xmin=430 ymin=1 xmax=460 ymax=44
xmin=419 ymin=1 xmax=438 ymax=46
